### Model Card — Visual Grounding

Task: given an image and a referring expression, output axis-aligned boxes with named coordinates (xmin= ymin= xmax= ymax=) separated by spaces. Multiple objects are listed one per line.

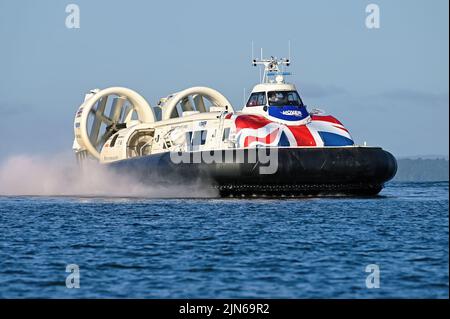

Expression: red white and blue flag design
xmin=230 ymin=114 xmax=354 ymax=148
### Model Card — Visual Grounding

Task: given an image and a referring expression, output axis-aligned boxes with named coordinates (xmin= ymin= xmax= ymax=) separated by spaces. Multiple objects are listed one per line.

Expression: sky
xmin=0 ymin=0 xmax=448 ymax=159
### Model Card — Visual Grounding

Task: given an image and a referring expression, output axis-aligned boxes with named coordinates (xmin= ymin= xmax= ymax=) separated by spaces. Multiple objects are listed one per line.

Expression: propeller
xmin=73 ymin=87 xmax=155 ymax=159
xmin=87 ymin=96 xmax=128 ymax=152
xmin=192 ymin=94 xmax=207 ymax=113
xmin=161 ymin=87 xmax=234 ymax=120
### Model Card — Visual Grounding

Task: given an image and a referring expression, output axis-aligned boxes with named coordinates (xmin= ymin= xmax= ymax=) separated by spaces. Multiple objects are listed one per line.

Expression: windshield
xmin=267 ymin=91 xmax=303 ymax=107
xmin=246 ymin=92 xmax=266 ymax=107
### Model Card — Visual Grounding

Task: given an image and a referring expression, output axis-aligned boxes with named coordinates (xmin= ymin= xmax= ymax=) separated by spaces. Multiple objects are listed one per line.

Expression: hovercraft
xmin=73 ymin=55 xmax=397 ymax=196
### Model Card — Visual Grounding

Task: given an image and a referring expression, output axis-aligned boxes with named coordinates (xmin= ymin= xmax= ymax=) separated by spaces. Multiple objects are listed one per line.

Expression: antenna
xmin=288 ymin=40 xmax=291 ymax=62
xmin=260 ymin=48 xmax=264 ymax=82
xmin=251 ymin=41 xmax=254 ymax=62
xmin=259 ymin=65 xmax=262 ymax=83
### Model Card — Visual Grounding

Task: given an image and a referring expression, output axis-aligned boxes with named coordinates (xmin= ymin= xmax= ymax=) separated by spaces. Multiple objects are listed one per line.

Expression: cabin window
xmin=187 ymin=130 xmax=208 ymax=151
xmin=192 ymin=130 xmax=207 ymax=145
xmin=267 ymin=91 xmax=303 ymax=106
xmin=186 ymin=132 xmax=193 ymax=144
xmin=222 ymin=128 xmax=230 ymax=141
xmin=246 ymin=92 xmax=266 ymax=107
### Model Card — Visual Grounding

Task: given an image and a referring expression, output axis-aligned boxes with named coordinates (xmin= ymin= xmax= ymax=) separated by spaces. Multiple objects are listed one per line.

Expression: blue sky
xmin=0 ymin=0 xmax=448 ymax=158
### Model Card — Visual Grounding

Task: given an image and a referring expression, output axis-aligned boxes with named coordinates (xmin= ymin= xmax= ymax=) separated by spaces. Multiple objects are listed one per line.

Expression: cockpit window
xmin=246 ymin=92 xmax=266 ymax=107
xmin=267 ymin=91 xmax=303 ymax=106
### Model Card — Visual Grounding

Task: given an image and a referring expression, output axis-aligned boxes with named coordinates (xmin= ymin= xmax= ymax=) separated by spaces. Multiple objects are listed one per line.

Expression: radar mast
xmin=252 ymin=55 xmax=291 ymax=84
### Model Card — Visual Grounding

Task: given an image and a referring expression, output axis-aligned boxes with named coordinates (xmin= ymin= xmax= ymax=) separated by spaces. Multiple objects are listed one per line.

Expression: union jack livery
xmin=234 ymin=114 xmax=354 ymax=148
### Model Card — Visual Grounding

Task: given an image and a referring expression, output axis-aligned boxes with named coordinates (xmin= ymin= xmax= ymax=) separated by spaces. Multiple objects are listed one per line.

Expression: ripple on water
xmin=0 ymin=182 xmax=448 ymax=298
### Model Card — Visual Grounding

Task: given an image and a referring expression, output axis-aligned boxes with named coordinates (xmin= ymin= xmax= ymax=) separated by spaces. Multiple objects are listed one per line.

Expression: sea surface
xmin=0 ymin=182 xmax=448 ymax=298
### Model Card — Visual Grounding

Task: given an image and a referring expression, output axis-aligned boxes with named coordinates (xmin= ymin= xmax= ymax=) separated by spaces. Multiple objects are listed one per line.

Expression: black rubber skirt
xmin=109 ymin=147 xmax=397 ymax=196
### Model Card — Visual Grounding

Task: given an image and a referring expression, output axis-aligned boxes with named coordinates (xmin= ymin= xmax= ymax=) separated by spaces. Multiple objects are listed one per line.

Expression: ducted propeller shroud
xmin=74 ymin=87 xmax=156 ymax=159
xmin=160 ymin=86 xmax=234 ymax=120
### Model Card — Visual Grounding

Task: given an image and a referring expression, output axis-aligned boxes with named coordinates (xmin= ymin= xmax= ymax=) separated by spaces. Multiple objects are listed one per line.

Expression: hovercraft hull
xmin=109 ymin=146 xmax=397 ymax=197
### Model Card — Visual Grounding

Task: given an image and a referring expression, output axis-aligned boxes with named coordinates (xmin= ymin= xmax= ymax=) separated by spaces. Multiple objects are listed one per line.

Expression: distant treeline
xmin=394 ymin=158 xmax=449 ymax=182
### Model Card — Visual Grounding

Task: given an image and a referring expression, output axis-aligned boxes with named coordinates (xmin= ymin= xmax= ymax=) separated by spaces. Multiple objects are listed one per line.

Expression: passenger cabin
xmin=242 ymin=82 xmax=310 ymax=126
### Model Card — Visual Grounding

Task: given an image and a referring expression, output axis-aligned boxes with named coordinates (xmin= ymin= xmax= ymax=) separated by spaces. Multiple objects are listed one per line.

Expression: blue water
xmin=0 ymin=182 xmax=448 ymax=298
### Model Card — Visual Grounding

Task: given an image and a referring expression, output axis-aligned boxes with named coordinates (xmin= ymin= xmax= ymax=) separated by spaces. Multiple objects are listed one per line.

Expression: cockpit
xmin=267 ymin=91 xmax=303 ymax=107
xmin=246 ymin=92 xmax=266 ymax=107
xmin=243 ymin=55 xmax=310 ymax=124
xmin=245 ymin=89 xmax=310 ymax=124
xmin=246 ymin=90 xmax=304 ymax=107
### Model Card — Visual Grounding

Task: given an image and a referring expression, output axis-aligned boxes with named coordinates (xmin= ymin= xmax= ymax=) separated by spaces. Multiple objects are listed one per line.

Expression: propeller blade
xmin=193 ymin=94 xmax=206 ymax=112
xmin=122 ymin=104 xmax=134 ymax=123
xmin=170 ymin=105 xmax=180 ymax=119
xmin=180 ymin=97 xmax=194 ymax=112
xmin=98 ymin=113 xmax=113 ymax=126
xmin=89 ymin=96 xmax=108 ymax=142
xmin=109 ymin=97 xmax=126 ymax=123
